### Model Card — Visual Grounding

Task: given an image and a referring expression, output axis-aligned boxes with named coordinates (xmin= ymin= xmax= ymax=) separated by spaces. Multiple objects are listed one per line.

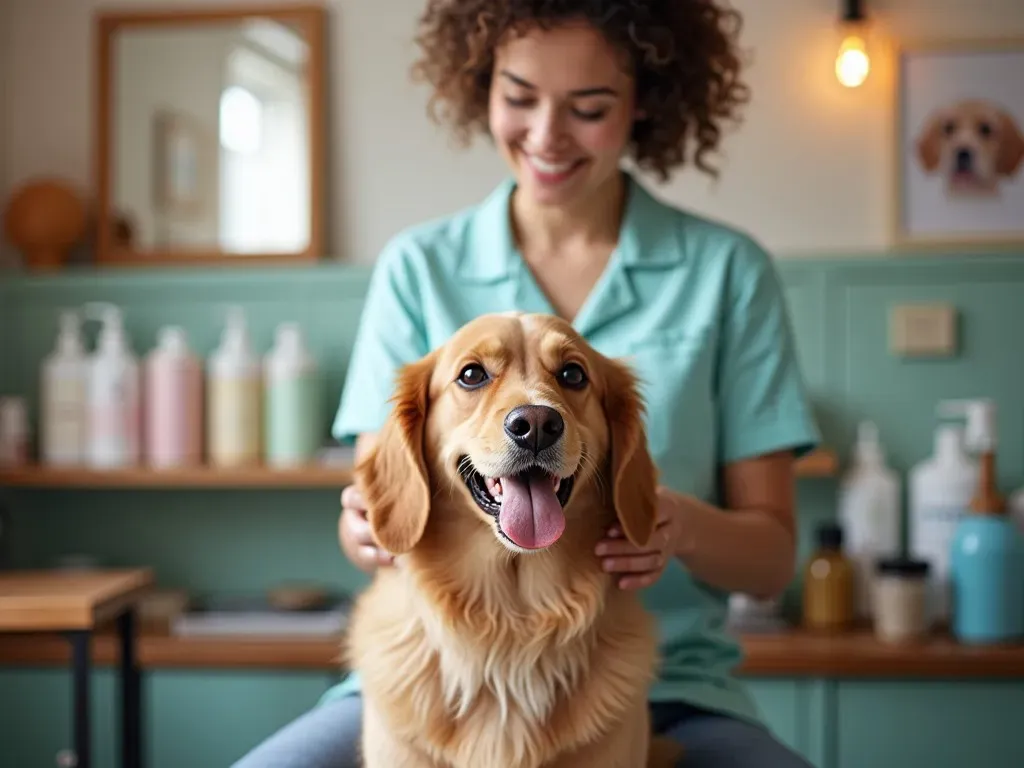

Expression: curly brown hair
xmin=409 ymin=0 xmax=751 ymax=181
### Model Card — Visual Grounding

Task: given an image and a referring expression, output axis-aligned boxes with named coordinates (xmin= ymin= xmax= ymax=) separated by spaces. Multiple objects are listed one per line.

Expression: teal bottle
xmin=949 ymin=453 xmax=1024 ymax=644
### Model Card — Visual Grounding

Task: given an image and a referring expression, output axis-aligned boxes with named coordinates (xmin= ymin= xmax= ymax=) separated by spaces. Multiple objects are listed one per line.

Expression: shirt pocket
xmin=612 ymin=326 xmax=718 ymax=490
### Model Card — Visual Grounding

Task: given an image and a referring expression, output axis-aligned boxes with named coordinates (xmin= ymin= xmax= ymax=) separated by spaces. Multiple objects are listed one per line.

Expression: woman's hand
xmin=339 ymin=484 xmax=396 ymax=574
xmin=595 ymin=486 xmax=687 ymax=590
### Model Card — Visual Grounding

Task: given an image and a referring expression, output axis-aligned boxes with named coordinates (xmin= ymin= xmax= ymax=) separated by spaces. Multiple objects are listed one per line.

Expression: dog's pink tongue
xmin=499 ymin=471 xmax=565 ymax=550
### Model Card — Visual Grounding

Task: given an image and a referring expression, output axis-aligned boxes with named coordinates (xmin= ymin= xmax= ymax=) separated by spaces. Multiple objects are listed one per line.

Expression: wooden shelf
xmin=739 ymin=627 xmax=1024 ymax=678
xmin=0 ymin=464 xmax=353 ymax=489
xmin=794 ymin=448 xmax=838 ymax=477
xmin=2 ymin=625 xmax=1021 ymax=678
xmin=0 ymin=449 xmax=836 ymax=489
xmin=0 ymin=630 xmax=342 ymax=670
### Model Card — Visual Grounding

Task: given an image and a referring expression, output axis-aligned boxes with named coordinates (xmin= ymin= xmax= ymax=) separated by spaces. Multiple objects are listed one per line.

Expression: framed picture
xmin=152 ymin=109 xmax=204 ymax=217
xmin=894 ymin=38 xmax=1024 ymax=248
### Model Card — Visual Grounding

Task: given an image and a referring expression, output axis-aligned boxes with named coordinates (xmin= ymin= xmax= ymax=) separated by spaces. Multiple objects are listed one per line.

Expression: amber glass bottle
xmin=802 ymin=523 xmax=855 ymax=633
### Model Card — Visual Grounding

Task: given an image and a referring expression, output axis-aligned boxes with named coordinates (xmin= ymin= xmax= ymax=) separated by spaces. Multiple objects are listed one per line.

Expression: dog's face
xmin=916 ymin=99 xmax=1024 ymax=194
xmin=356 ymin=312 xmax=657 ymax=557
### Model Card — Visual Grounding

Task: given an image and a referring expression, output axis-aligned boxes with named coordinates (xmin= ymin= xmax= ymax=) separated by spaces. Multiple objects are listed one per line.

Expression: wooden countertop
xmin=0 ymin=568 xmax=154 ymax=631
xmin=1 ymin=624 xmax=1022 ymax=678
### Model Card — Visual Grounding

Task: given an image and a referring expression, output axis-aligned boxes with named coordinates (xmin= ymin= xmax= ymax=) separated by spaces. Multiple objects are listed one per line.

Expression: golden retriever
xmin=916 ymin=98 xmax=1024 ymax=196
xmin=344 ymin=312 xmax=682 ymax=768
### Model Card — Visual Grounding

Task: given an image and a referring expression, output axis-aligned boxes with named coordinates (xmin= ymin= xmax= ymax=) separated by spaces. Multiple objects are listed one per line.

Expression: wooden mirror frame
xmin=93 ymin=4 xmax=326 ymax=267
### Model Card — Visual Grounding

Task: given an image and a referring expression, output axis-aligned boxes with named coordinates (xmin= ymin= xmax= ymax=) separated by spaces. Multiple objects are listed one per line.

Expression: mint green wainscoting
xmin=2 ymin=250 xmax=1023 ymax=767
xmin=0 ymin=668 xmax=339 ymax=767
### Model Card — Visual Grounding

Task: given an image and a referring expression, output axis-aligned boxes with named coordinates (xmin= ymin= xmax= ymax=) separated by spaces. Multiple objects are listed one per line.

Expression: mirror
xmin=94 ymin=5 xmax=325 ymax=266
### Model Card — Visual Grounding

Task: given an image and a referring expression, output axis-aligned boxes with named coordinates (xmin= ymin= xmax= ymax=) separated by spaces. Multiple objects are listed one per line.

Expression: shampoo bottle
xmin=144 ymin=325 xmax=202 ymax=469
xmin=84 ymin=302 xmax=140 ymax=468
xmin=908 ymin=423 xmax=978 ymax=627
xmin=207 ymin=306 xmax=261 ymax=467
xmin=40 ymin=310 xmax=89 ymax=466
xmin=802 ymin=522 xmax=856 ymax=634
xmin=946 ymin=399 xmax=1024 ymax=644
xmin=263 ymin=322 xmax=322 ymax=467
xmin=838 ymin=421 xmax=902 ymax=620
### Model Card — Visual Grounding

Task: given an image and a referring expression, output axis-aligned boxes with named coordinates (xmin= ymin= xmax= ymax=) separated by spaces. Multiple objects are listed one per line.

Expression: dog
xmin=915 ymin=98 xmax=1024 ymax=197
xmin=344 ymin=312 xmax=683 ymax=768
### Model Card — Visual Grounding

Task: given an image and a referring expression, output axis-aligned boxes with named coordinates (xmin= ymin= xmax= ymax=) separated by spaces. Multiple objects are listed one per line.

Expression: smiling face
xmin=425 ymin=313 xmax=601 ymax=552
xmin=487 ymin=20 xmax=639 ymax=208
xmin=356 ymin=312 xmax=658 ymax=560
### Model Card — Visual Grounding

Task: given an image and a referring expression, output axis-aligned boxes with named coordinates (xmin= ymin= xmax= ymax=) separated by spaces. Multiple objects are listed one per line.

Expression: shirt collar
xmin=459 ymin=171 xmax=685 ymax=281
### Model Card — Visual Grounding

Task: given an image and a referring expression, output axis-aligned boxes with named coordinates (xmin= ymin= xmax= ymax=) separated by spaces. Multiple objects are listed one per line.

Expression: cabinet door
xmin=837 ymin=681 xmax=1024 ymax=768
xmin=0 ymin=668 xmax=120 ymax=768
xmin=147 ymin=671 xmax=334 ymax=767
xmin=744 ymin=679 xmax=829 ymax=767
xmin=0 ymin=668 xmax=334 ymax=768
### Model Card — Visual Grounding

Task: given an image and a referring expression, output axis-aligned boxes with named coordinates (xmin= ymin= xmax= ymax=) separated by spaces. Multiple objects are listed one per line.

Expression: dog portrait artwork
xmin=896 ymin=42 xmax=1024 ymax=245
xmin=915 ymin=98 xmax=1024 ymax=198
xmin=343 ymin=312 xmax=683 ymax=768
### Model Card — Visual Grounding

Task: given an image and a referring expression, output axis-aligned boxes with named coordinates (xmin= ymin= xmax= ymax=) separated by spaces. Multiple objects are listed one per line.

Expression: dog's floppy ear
xmin=601 ymin=357 xmax=659 ymax=549
xmin=916 ymin=112 xmax=945 ymax=173
xmin=996 ymin=109 xmax=1024 ymax=178
xmin=356 ymin=353 xmax=435 ymax=555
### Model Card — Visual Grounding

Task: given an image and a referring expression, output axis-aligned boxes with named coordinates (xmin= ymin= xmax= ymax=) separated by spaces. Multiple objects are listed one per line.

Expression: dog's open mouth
xmin=460 ymin=460 xmax=575 ymax=551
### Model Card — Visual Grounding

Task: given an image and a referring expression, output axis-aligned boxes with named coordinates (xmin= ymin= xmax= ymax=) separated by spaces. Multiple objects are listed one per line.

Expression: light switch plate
xmin=889 ymin=303 xmax=958 ymax=357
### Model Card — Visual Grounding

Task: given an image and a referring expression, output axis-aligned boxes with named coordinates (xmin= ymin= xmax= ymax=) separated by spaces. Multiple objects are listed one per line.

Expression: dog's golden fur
xmin=344 ymin=312 xmax=681 ymax=768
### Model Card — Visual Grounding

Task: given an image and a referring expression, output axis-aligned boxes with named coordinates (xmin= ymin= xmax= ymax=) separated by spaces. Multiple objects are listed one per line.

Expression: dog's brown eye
xmin=457 ymin=364 xmax=489 ymax=389
xmin=978 ymin=121 xmax=993 ymax=138
xmin=558 ymin=362 xmax=587 ymax=389
xmin=943 ymin=120 xmax=956 ymax=135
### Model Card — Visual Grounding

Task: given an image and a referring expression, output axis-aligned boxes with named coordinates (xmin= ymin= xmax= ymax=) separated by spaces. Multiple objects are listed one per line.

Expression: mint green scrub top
xmin=323 ymin=172 xmax=821 ymax=728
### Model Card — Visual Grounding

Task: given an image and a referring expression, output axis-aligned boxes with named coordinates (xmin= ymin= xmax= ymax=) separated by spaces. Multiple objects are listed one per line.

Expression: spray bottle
xmin=84 ymin=302 xmax=140 ymax=468
xmin=944 ymin=399 xmax=1024 ymax=644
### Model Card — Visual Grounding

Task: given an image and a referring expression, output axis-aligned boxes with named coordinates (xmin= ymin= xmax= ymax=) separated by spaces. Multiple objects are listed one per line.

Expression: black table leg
xmin=117 ymin=608 xmax=142 ymax=768
xmin=68 ymin=629 xmax=92 ymax=768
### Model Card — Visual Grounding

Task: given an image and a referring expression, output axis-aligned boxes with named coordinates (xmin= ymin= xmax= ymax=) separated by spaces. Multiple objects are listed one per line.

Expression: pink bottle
xmin=144 ymin=326 xmax=202 ymax=468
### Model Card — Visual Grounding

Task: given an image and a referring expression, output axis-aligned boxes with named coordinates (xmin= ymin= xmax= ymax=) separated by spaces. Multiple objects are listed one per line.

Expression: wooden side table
xmin=0 ymin=568 xmax=154 ymax=768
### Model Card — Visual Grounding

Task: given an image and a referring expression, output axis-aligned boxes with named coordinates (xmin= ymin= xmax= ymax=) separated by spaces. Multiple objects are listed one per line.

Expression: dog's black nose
xmin=956 ymin=148 xmax=973 ymax=172
xmin=504 ymin=405 xmax=564 ymax=454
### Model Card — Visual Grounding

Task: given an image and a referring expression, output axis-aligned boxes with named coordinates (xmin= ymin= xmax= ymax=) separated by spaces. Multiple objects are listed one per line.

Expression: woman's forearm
xmin=672 ymin=494 xmax=797 ymax=599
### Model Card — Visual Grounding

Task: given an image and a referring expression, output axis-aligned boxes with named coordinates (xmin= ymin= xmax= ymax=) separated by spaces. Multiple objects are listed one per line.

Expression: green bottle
xmin=263 ymin=322 xmax=322 ymax=467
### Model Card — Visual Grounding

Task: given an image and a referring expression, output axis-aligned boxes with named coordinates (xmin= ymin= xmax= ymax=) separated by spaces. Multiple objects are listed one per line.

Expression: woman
xmin=235 ymin=1 xmax=820 ymax=766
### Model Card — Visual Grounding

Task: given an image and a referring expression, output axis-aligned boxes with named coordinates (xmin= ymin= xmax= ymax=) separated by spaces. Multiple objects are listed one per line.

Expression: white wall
xmin=1 ymin=0 xmax=1023 ymax=268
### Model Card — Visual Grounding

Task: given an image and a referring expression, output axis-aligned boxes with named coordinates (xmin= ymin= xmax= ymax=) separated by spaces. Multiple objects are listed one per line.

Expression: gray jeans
xmin=231 ymin=695 xmax=816 ymax=768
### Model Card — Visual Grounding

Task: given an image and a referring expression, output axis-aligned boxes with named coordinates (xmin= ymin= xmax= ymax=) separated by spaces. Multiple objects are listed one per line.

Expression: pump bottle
xmin=908 ymin=423 xmax=978 ymax=626
xmin=838 ymin=421 xmax=902 ymax=620
xmin=84 ymin=302 xmax=140 ymax=468
xmin=207 ymin=306 xmax=261 ymax=467
xmin=945 ymin=399 xmax=1024 ymax=644
xmin=263 ymin=322 xmax=322 ymax=467
xmin=144 ymin=326 xmax=202 ymax=468
xmin=40 ymin=310 xmax=89 ymax=466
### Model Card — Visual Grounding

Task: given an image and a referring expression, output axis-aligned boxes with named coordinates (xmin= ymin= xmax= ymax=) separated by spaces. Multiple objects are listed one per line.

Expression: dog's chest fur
xmin=348 ymin=551 xmax=658 ymax=768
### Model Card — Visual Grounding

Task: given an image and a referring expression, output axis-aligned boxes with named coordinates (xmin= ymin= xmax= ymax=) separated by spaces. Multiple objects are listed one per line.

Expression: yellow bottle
xmin=206 ymin=307 xmax=262 ymax=467
xmin=802 ymin=522 xmax=855 ymax=633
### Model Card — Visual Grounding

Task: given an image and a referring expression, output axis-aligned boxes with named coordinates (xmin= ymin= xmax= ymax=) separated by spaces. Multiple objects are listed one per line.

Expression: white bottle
xmin=263 ymin=322 xmax=322 ymax=467
xmin=40 ymin=310 xmax=89 ymax=466
xmin=207 ymin=306 xmax=262 ymax=467
xmin=908 ymin=422 xmax=979 ymax=627
xmin=84 ymin=302 xmax=140 ymax=468
xmin=838 ymin=421 xmax=902 ymax=620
